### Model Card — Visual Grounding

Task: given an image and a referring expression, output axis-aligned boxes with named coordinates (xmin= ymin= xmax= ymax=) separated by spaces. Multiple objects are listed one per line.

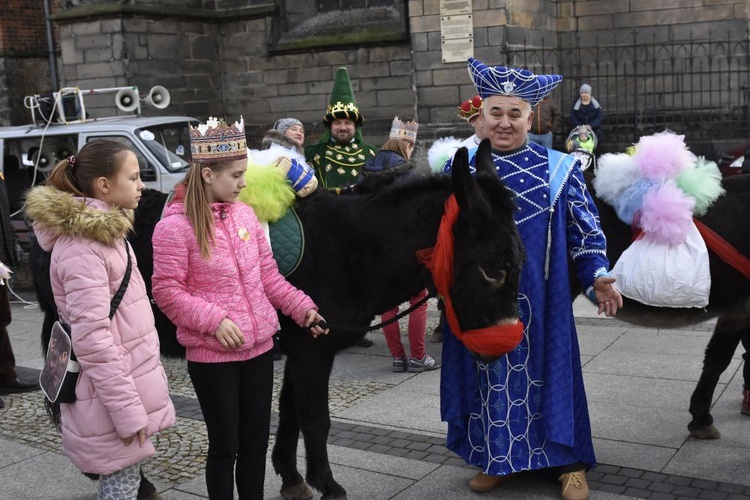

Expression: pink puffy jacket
xmin=26 ymin=186 xmax=175 ymax=475
xmin=152 ymin=199 xmax=316 ymax=363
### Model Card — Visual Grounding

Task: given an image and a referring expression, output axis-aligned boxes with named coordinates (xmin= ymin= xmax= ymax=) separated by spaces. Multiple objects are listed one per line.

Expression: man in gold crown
xmin=457 ymin=95 xmax=486 ymax=149
xmin=305 ymin=67 xmax=377 ymax=191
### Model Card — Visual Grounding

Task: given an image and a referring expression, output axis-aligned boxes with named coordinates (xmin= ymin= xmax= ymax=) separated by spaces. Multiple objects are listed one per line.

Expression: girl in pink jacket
xmin=26 ymin=140 xmax=176 ymax=499
xmin=151 ymin=117 xmax=327 ymax=500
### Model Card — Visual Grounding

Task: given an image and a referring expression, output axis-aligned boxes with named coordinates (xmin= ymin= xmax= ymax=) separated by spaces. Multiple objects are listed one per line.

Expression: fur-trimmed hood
xmin=261 ymin=129 xmax=304 ymax=155
xmin=25 ymin=185 xmax=134 ymax=251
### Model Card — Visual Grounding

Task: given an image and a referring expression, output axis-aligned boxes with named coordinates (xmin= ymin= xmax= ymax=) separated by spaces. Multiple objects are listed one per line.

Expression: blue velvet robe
xmin=441 ymin=140 xmax=609 ymax=476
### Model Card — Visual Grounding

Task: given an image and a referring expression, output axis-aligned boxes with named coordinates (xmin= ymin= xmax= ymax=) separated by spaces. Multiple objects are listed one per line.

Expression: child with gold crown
xmin=356 ymin=116 xmax=441 ymax=372
xmin=151 ymin=116 xmax=329 ymax=500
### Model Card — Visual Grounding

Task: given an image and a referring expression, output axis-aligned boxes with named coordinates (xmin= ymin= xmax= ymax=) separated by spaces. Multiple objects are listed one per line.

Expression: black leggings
xmin=188 ymin=351 xmax=274 ymax=500
xmin=742 ymin=332 xmax=750 ymax=387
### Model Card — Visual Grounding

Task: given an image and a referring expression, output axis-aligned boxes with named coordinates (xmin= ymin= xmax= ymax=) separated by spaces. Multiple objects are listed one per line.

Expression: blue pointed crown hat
xmin=467 ymin=58 xmax=563 ymax=107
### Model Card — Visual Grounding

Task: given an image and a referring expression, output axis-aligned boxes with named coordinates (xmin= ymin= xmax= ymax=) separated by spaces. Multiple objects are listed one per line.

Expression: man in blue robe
xmin=442 ymin=58 xmax=623 ymax=500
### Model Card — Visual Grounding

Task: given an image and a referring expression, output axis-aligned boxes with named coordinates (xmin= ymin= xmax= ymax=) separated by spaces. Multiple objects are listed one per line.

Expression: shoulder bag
xmin=40 ymin=240 xmax=133 ymax=403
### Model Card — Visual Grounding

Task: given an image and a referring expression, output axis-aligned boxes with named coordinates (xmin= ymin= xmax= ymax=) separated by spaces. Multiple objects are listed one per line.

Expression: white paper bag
xmin=610 ymin=222 xmax=711 ymax=308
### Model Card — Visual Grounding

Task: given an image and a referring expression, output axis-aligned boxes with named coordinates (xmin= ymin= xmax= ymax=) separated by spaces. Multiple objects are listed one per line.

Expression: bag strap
xmin=108 ymin=239 xmax=132 ymax=320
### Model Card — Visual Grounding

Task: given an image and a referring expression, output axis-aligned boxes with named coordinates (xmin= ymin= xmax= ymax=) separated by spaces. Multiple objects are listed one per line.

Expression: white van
xmin=0 ymin=115 xmax=197 ymax=215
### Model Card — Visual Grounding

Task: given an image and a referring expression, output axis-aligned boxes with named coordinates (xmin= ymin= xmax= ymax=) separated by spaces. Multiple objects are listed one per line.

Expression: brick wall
xmin=5 ymin=59 xmax=52 ymax=126
xmin=0 ymin=0 xmax=49 ymax=55
xmin=558 ymin=0 xmax=750 ymax=44
xmin=4 ymin=0 xmax=746 ymax=150
xmin=55 ymin=17 xmax=222 ymax=120
xmin=0 ymin=0 xmax=63 ymax=125
xmin=0 ymin=59 xmax=7 ymax=127
xmin=410 ymin=0 xmax=560 ymax=142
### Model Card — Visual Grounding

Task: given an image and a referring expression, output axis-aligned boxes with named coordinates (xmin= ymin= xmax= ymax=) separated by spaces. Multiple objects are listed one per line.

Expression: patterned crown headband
xmin=389 ymin=116 xmax=418 ymax=144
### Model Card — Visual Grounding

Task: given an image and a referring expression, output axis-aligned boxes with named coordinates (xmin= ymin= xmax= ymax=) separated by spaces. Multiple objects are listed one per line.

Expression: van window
xmin=136 ymin=123 xmax=192 ymax=172
xmin=16 ymin=135 xmax=76 ymax=173
xmin=2 ymin=135 xmax=76 ymax=213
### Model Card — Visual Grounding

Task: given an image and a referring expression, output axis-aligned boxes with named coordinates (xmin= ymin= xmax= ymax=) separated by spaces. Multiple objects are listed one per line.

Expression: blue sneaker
xmin=408 ymin=355 xmax=441 ymax=373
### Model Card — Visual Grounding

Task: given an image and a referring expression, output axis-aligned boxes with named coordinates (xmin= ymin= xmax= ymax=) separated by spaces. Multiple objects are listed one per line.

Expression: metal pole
xmin=43 ymin=0 xmax=59 ymax=91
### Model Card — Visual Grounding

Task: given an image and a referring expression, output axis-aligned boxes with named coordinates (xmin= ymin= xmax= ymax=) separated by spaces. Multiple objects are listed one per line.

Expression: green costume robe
xmin=305 ymin=139 xmax=376 ymax=190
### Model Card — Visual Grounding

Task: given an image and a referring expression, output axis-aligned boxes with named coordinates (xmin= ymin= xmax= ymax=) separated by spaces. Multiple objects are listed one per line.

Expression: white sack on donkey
xmin=594 ymin=131 xmax=725 ymax=308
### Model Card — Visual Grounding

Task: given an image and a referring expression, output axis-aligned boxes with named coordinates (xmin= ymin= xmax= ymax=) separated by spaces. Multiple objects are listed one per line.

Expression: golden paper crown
xmin=324 ymin=101 xmax=363 ymax=125
xmin=389 ymin=116 xmax=418 ymax=144
xmin=458 ymin=95 xmax=483 ymax=121
xmin=189 ymin=116 xmax=247 ymax=163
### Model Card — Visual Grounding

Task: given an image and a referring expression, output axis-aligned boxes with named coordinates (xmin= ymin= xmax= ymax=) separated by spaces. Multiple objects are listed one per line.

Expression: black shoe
xmin=355 ymin=337 xmax=374 ymax=348
xmin=430 ymin=328 xmax=443 ymax=343
xmin=137 ymin=471 xmax=161 ymax=500
xmin=0 ymin=378 xmax=40 ymax=396
xmin=0 ymin=398 xmax=4 ymax=409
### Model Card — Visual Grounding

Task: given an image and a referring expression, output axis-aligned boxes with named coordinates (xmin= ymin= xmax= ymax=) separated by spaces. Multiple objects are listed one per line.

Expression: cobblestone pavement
xmin=2 ymin=300 xmax=749 ymax=499
xmin=0 ymin=355 xmax=397 ymax=488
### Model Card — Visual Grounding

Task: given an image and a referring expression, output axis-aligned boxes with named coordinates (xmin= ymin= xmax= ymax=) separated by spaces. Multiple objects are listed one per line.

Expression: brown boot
xmin=742 ymin=386 xmax=750 ymax=416
xmin=558 ymin=470 xmax=589 ymax=500
xmin=468 ymin=471 xmax=514 ymax=492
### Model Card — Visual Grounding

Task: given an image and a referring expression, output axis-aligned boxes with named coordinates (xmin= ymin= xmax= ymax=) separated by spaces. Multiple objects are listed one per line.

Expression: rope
xmin=323 ymin=290 xmax=435 ymax=334
xmin=694 ymin=218 xmax=750 ymax=280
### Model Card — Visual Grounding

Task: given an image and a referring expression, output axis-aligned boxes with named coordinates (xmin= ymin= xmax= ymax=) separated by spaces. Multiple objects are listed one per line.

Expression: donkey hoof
xmin=321 ymin=494 xmax=347 ymax=500
xmin=280 ymin=480 xmax=314 ymax=500
xmin=689 ymin=424 xmax=721 ymax=440
xmin=320 ymin=484 xmax=348 ymax=500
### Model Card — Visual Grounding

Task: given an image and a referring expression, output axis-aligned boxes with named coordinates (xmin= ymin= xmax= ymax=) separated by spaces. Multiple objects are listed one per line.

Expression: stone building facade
xmin=2 ymin=0 xmax=748 ymax=150
xmin=0 ymin=0 xmax=64 ymax=127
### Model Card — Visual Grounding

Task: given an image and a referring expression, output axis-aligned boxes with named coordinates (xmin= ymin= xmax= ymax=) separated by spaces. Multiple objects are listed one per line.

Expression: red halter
xmin=417 ymin=194 xmax=524 ymax=358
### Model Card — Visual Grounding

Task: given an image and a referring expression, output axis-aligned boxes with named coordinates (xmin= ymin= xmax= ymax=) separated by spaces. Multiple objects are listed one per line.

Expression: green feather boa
xmin=237 ymin=161 xmax=295 ymax=223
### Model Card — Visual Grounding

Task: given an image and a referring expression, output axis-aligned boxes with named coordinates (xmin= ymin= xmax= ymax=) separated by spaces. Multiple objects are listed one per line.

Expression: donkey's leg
xmin=688 ymin=315 xmax=745 ymax=439
xmin=291 ymin=349 xmax=347 ymax=500
xmin=272 ymin=361 xmax=312 ymax=500
xmin=741 ymin=330 xmax=750 ymax=416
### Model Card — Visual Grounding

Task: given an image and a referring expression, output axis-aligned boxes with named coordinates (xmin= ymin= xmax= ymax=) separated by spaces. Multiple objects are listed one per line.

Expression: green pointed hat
xmin=324 ymin=67 xmax=364 ymax=126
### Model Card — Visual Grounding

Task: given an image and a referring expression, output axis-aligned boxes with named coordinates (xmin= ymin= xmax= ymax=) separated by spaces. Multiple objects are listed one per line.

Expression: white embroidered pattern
xmin=465 ymin=294 xmax=551 ymax=473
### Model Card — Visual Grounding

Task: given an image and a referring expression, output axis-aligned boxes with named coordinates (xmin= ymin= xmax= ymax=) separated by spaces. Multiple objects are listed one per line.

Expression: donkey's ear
xmin=452 ymin=146 xmax=492 ymax=219
xmin=474 ymin=139 xmax=495 ymax=177
xmin=451 ymin=146 xmax=474 ymax=209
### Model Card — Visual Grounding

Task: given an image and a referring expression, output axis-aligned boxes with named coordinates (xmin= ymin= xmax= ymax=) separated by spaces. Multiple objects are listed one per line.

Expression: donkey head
xmin=449 ymin=139 xmax=525 ymax=353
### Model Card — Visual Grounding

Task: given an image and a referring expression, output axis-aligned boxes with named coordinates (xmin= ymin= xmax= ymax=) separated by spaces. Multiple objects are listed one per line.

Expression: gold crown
xmin=389 ymin=116 xmax=418 ymax=144
xmin=324 ymin=101 xmax=363 ymax=125
xmin=458 ymin=95 xmax=483 ymax=121
xmin=189 ymin=116 xmax=247 ymax=164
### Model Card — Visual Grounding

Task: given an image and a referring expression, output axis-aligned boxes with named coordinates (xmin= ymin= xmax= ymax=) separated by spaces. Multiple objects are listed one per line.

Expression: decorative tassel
xmin=544 ymin=208 xmax=553 ymax=280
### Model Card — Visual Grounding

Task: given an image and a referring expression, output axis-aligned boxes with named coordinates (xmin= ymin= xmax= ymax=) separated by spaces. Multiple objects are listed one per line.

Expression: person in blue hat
xmin=441 ymin=58 xmax=622 ymax=500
